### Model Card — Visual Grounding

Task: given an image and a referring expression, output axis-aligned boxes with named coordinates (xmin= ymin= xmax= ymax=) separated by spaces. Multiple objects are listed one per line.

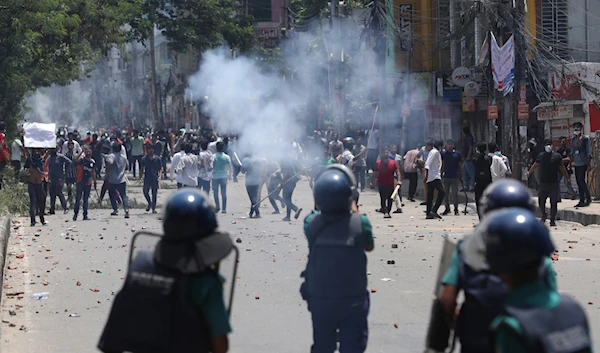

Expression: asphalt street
xmin=1 ymin=175 xmax=600 ymax=352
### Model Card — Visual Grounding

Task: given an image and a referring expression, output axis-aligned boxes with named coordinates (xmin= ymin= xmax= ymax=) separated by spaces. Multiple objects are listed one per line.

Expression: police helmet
xmin=479 ymin=179 xmax=534 ymax=216
xmin=342 ymin=137 xmax=355 ymax=150
xmin=163 ymin=189 xmax=217 ymax=240
xmin=313 ymin=164 xmax=357 ymax=213
xmin=479 ymin=208 xmax=555 ymax=274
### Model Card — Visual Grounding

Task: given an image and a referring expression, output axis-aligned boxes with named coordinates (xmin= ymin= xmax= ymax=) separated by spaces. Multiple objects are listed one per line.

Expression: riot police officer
xmin=480 ymin=208 xmax=592 ymax=353
xmin=434 ymin=180 xmax=557 ymax=353
xmin=301 ymin=164 xmax=373 ymax=353
xmin=98 ymin=189 xmax=234 ymax=353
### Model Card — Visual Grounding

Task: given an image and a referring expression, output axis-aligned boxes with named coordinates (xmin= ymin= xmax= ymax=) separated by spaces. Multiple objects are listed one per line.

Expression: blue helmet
xmin=479 ymin=179 xmax=534 ymax=216
xmin=313 ymin=164 xmax=356 ymax=213
xmin=163 ymin=189 xmax=217 ymax=239
xmin=479 ymin=208 xmax=555 ymax=273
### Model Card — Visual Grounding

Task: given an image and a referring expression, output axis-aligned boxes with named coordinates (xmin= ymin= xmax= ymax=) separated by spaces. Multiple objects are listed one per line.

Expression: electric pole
xmin=149 ymin=26 xmax=159 ymax=130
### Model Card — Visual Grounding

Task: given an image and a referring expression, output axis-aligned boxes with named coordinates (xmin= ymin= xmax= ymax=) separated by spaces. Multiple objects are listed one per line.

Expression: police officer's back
xmin=98 ymin=189 xmax=233 ymax=353
xmin=301 ymin=164 xmax=374 ymax=353
xmin=438 ymin=180 xmax=558 ymax=353
xmin=479 ymin=208 xmax=593 ymax=353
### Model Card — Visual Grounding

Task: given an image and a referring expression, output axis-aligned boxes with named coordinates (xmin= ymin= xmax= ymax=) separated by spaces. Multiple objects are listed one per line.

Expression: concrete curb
xmin=0 ymin=215 xmax=11 ymax=298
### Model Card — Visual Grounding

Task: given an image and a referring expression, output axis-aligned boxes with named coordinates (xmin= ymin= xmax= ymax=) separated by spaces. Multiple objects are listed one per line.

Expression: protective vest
xmin=304 ymin=213 xmax=367 ymax=298
xmin=456 ymin=246 xmax=510 ymax=352
xmin=98 ymin=250 xmax=211 ymax=353
xmin=494 ymin=294 xmax=592 ymax=353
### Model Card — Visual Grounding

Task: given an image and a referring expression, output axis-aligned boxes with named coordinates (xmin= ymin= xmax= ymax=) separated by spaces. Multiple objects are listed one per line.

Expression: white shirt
xmin=490 ymin=154 xmax=508 ymax=182
xmin=291 ymin=141 xmax=303 ymax=160
xmin=339 ymin=149 xmax=355 ymax=166
xmin=208 ymin=138 xmax=222 ymax=154
xmin=170 ymin=151 xmax=185 ymax=183
xmin=175 ymin=153 xmax=200 ymax=186
xmin=62 ymin=140 xmax=81 ymax=155
xmin=424 ymin=147 xmax=442 ymax=183
xmin=11 ymin=139 xmax=22 ymax=161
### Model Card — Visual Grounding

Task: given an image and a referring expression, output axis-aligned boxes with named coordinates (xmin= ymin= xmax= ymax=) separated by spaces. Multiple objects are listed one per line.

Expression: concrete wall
xmin=0 ymin=216 xmax=12 ymax=297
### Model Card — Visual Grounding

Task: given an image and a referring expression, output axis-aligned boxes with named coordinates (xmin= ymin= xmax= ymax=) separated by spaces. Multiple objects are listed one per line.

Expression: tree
xmin=0 ymin=0 xmax=140 ymax=134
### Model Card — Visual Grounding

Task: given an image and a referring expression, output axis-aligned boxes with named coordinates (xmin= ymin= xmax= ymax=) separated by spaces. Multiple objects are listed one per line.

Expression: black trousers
xmin=426 ymin=179 xmax=445 ymax=215
xmin=379 ymin=185 xmax=394 ymax=214
xmin=405 ymin=172 xmax=418 ymax=198
xmin=49 ymin=179 xmax=67 ymax=212
xmin=28 ymin=183 xmax=46 ymax=224
xmin=474 ymin=181 xmax=491 ymax=219
xmin=539 ymin=182 xmax=559 ymax=221
xmin=574 ymin=165 xmax=591 ymax=203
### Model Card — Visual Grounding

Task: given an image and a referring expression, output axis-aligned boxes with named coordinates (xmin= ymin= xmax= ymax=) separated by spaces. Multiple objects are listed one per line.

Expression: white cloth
xmin=490 ymin=154 xmax=508 ymax=182
xmin=23 ymin=122 xmax=56 ymax=148
xmin=339 ymin=149 xmax=355 ymax=167
xmin=170 ymin=151 xmax=185 ymax=183
xmin=425 ymin=148 xmax=442 ymax=183
xmin=208 ymin=139 xmax=221 ymax=154
xmin=11 ymin=139 xmax=23 ymax=161
xmin=62 ymin=140 xmax=82 ymax=155
xmin=175 ymin=153 xmax=200 ymax=187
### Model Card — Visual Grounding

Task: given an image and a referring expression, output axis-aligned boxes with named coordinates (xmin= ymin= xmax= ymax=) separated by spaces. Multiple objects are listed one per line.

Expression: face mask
xmin=574 ymin=130 xmax=581 ymax=135
xmin=545 ymin=145 xmax=552 ymax=153
xmin=494 ymin=151 xmax=501 ymax=156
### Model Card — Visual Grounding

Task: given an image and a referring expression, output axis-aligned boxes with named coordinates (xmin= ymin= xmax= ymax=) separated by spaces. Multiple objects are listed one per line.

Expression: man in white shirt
xmin=366 ymin=126 xmax=380 ymax=173
xmin=175 ymin=143 xmax=200 ymax=187
xmin=62 ymin=132 xmax=81 ymax=155
xmin=338 ymin=137 xmax=356 ymax=167
xmin=488 ymin=142 xmax=508 ymax=182
xmin=170 ymin=147 xmax=186 ymax=188
xmin=11 ymin=135 xmax=24 ymax=180
xmin=424 ymin=140 xmax=446 ymax=219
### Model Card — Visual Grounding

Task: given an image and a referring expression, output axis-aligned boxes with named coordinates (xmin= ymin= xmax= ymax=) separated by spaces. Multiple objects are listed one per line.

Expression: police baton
xmin=252 ymin=164 xmax=310 ymax=208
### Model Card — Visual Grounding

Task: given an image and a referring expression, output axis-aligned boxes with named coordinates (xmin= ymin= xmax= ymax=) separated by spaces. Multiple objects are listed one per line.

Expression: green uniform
xmin=304 ymin=211 xmax=374 ymax=247
xmin=490 ymin=281 xmax=593 ymax=353
xmin=441 ymin=245 xmax=558 ymax=292
xmin=189 ymin=270 xmax=232 ymax=338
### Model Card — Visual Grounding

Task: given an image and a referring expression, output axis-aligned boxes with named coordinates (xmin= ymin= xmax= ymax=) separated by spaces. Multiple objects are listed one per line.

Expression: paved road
xmin=1 ymin=175 xmax=600 ymax=352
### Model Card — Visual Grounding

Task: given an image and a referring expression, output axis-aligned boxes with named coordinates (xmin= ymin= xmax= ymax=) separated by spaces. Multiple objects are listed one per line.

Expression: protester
xmin=526 ymin=139 xmax=571 ymax=226
xmin=571 ymin=121 xmax=592 ymax=207
xmin=170 ymin=144 xmax=186 ymax=188
xmin=441 ymin=140 xmax=462 ymax=216
xmin=403 ymin=146 xmax=419 ymax=202
xmin=24 ymin=148 xmax=47 ymax=226
xmin=140 ymin=146 xmax=162 ymax=214
xmin=489 ymin=142 xmax=508 ymax=182
xmin=390 ymin=145 xmax=404 ymax=214
xmin=47 ymin=146 xmax=71 ymax=214
xmin=241 ymin=155 xmax=263 ymax=218
xmin=328 ymin=133 xmax=343 ymax=160
xmin=175 ymin=143 xmax=200 ymax=188
xmin=366 ymin=124 xmax=380 ymax=173
xmin=461 ymin=126 xmax=475 ymax=192
xmin=10 ymin=132 xmax=24 ymax=181
xmin=198 ymin=141 xmax=213 ymax=194
xmin=371 ymin=147 xmax=401 ymax=219
xmin=280 ymin=158 xmax=302 ymax=221
xmin=266 ymin=160 xmax=285 ymax=214
xmin=212 ymin=141 xmax=231 ymax=214
xmin=64 ymin=141 xmax=77 ymax=207
xmin=130 ymin=130 xmax=144 ymax=179
xmin=105 ymin=142 xmax=130 ymax=218
xmin=474 ymin=143 xmax=493 ymax=219
xmin=556 ymin=136 xmax=576 ymax=201
xmin=73 ymin=147 xmax=97 ymax=221
xmin=352 ymin=137 xmax=367 ymax=191
xmin=424 ymin=140 xmax=445 ymax=219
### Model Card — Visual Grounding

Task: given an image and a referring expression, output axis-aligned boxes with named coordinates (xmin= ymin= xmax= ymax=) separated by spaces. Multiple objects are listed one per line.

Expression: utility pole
xmin=512 ymin=0 xmax=524 ymax=180
xmin=149 ymin=26 xmax=159 ymax=130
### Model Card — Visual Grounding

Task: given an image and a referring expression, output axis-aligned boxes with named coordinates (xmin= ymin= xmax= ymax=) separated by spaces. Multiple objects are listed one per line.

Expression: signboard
xmin=462 ymin=92 xmax=476 ymax=112
xmin=464 ymin=81 xmax=480 ymax=97
xmin=517 ymin=104 xmax=529 ymax=120
xmin=398 ymin=4 xmax=413 ymax=51
xmin=519 ymin=85 xmax=527 ymax=104
xmin=537 ymin=105 xmax=574 ymax=121
xmin=442 ymin=74 xmax=462 ymax=101
xmin=549 ymin=72 xmax=581 ymax=100
xmin=24 ymin=123 xmax=57 ymax=148
xmin=487 ymin=104 xmax=498 ymax=120
xmin=255 ymin=26 xmax=281 ymax=48
xmin=451 ymin=67 xmax=472 ymax=87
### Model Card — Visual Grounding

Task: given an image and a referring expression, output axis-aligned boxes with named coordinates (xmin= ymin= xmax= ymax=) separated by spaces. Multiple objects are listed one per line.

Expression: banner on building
xmin=24 ymin=123 xmax=56 ymax=148
xmin=462 ymin=92 xmax=476 ymax=112
xmin=491 ymin=33 xmax=515 ymax=97
xmin=487 ymin=104 xmax=498 ymax=120
xmin=518 ymin=104 xmax=529 ymax=120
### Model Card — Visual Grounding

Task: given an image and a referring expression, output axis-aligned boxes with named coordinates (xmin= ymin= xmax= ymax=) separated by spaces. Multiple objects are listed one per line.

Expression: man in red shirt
xmin=370 ymin=147 xmax=402 ymax=218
